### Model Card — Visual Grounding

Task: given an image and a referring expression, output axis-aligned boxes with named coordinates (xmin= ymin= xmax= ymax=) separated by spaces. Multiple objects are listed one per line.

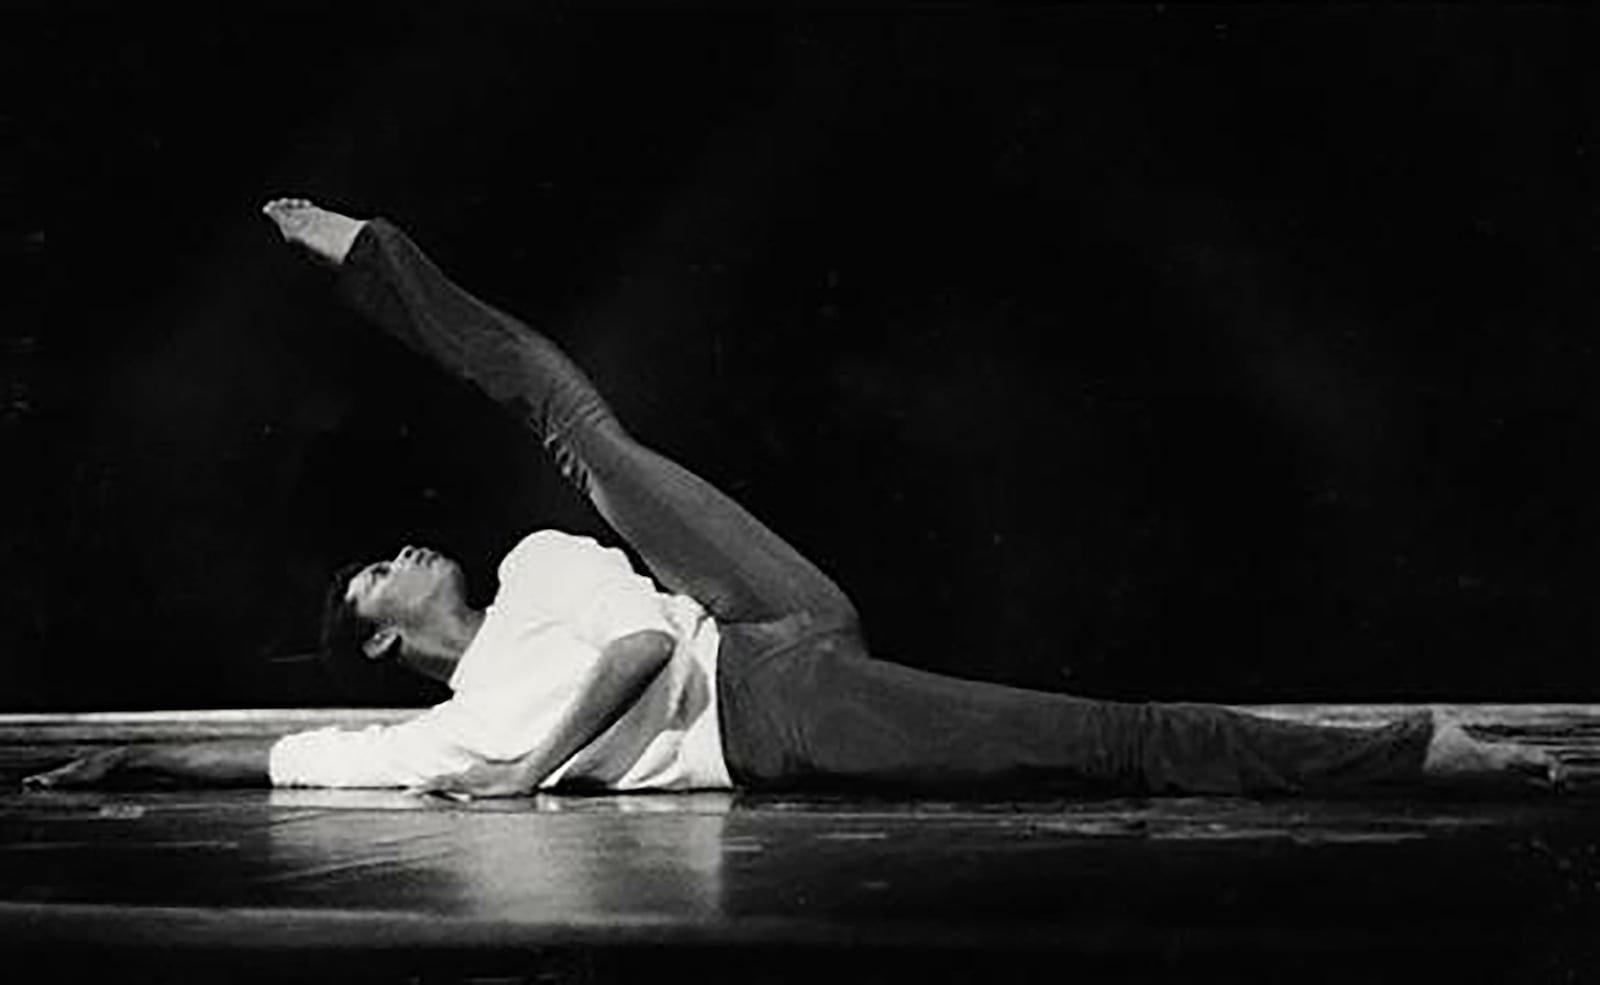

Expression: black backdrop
xmin=7 ymin=5 xmax=1600 ymax=710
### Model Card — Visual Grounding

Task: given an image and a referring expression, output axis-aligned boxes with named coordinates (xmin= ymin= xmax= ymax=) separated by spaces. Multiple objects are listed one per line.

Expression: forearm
xmin=124 ymin=738 xmax=277 ymax=785
xmin=515 ymin=630 xmax=675 ymax=788
xmin=25 ymin=737 xmax=278 ymax=790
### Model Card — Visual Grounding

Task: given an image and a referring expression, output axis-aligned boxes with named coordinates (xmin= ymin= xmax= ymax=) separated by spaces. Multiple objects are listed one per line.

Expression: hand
xmin=416 ymin=758 xmax=543 ymax=800
xmin=22 ymin=748 xmax=131 ymax=791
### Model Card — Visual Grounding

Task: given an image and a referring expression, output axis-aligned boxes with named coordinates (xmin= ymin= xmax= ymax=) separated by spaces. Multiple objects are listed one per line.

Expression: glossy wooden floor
xmin=3 ymin=705 xmax=1600 ymax=983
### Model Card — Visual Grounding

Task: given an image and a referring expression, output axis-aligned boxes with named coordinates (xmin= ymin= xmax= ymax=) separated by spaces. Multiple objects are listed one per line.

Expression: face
xmin=345 ymin=545 xmax=466 ymax=657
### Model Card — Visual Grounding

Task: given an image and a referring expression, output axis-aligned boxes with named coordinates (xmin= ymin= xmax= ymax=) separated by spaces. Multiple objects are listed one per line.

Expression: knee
xmin=752 ymin=584 xmax=860 ymax=642
xmin=801 ymin=602 xmax=862 ymax=643
xmin=795 ymin=578 xmax=860 ymax=636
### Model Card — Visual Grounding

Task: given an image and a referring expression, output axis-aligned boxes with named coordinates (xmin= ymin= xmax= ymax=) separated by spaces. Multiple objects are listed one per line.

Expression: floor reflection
xmin=262 ymin=791 xmax=734 ymax=922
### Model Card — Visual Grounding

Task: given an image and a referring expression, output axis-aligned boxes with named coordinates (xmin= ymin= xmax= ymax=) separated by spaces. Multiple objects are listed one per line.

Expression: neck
xmin=400 ymin=607 xmax=486 ymax=684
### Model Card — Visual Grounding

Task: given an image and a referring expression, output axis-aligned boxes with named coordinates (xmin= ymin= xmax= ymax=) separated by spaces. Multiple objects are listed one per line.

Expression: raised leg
xmin=264 ymin=201 xmax=856 ymax=630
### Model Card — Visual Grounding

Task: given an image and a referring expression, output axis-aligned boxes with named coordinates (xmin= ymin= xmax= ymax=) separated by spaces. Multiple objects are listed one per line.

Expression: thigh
xmin=719 ymin=634 xmax=1131 ymax=793
xmin=799 ymin=653 xmax=1125 ymax=790
xmin=577 ymin=424 xmax=859 ymax=629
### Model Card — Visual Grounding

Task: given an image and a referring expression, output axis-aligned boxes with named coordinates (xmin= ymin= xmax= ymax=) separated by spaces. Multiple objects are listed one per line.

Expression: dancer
xmin=22 ymin=200 xmax=1559 ymax=797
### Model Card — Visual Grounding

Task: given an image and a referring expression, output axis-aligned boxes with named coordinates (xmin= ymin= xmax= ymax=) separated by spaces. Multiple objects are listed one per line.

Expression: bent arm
xmin=23 ymin=737 xmax=277 ymax=790
xmin=425 ymin=629 xmax=676 ymax=798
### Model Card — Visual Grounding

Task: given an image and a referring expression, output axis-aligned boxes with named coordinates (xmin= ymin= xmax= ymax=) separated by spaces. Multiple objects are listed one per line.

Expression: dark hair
xmin=321 ymin=559 xmax=382 ymax=651
xmin=317 ymin=560 xmax=445 ymax=706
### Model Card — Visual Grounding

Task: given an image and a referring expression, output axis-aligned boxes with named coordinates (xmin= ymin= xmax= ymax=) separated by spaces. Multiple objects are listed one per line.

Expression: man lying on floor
xmin=22 ymin=200 xmax=1561 ymax=799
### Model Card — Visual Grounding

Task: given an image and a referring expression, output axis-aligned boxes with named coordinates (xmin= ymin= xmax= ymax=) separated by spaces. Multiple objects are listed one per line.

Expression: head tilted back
xmin=317 ymin=560 xmax=446 ymax=706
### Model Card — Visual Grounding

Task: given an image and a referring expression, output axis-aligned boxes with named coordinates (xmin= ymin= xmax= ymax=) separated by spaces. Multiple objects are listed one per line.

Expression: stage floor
xmin=3 ymin=705 xmax=1600 ymax=983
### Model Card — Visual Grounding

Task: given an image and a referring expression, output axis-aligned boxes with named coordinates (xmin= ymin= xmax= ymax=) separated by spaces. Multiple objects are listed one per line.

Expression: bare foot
xmin=261 ymin=197 xmax=367 ymax=266
xmin=1423 ymin=721 xmax=1562 ymax=791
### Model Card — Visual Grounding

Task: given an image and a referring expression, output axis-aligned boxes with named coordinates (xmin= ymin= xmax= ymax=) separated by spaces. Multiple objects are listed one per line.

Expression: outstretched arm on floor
xmin=21 ymin=738 xmax=278 ymax=790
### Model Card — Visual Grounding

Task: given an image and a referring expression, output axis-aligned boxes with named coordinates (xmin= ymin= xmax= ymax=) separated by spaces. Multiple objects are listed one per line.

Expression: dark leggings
xmin=337 ymin=218 xmax=1434 ymax=796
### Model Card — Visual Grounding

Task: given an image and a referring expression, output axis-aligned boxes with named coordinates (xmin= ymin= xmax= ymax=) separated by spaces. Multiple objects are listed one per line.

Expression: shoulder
xmin=500 ymin=528 xmax=602 ymax=567
xmin=497 ymin=529 xmax=631 ymax=581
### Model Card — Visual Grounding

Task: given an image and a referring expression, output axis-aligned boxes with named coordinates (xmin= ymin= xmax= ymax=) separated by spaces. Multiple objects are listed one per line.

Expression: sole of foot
xmin=1424 ymin=721 xmax=1562 ymax=792
xmin=261 ymin=197 xmax=367 ymax=266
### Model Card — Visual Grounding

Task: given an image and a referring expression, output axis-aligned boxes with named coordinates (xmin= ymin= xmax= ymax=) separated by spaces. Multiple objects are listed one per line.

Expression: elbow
xmin=601 ymin=629 xmax=676 ymax=676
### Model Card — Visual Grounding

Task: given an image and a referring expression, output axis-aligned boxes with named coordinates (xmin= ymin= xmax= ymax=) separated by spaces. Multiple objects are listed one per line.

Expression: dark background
xmin=5 ymin=4 xmax=1599 ymax=710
